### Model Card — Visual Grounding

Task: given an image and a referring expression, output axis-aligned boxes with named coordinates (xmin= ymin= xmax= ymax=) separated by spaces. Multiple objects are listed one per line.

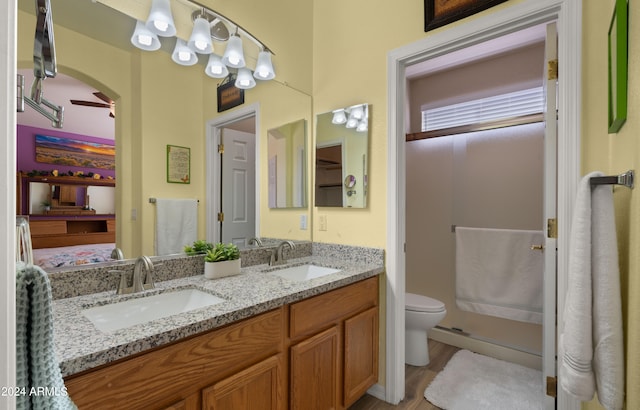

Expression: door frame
xmin=386 ymin=0 xmax=581 ymax=408
xmin=205 ymin=103 xmax=261 ymax=245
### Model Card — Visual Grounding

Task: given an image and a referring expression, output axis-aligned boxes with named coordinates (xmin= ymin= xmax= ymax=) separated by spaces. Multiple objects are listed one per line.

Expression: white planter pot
xmin=204 ymin=258 xmax=241 ymax=279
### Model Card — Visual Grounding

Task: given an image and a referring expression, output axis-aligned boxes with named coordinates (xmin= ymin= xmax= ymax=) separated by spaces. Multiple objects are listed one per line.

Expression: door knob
xmin=531 ymin=244 xmax=545 ymax=251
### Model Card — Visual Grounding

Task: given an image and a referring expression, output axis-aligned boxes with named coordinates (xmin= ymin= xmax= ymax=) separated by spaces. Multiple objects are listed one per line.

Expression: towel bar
xmin=590 ymin=170 xmax=634 ymax=189
xmin=149 ymin=198 xmax=199 ymax=203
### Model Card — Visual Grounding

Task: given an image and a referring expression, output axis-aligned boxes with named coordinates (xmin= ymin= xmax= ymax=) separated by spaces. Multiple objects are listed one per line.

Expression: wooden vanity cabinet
xmin=288 ymin=276 xmax=379 ymax=410
xmin=64 ymin=276 xmax=379 ymax=410
xmin=65 ymin=308 xmax=285 ymax=410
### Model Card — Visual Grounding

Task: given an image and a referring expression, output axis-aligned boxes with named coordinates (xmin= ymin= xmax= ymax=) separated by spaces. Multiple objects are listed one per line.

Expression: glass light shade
xmin=346 ymin=113 xmax=358 ymax=129
xmin=131 ymin=21 xmax=161 ymax=51
xmin=205 ymin=54 xmax=229 ymax=78
xmin=145 ymin=0 xmax=176 ymax=37
xmin=188 ymin=17 xmax=213 ymax=54
xmin=253 ymin=51 xmax=275 ymax=80
xmin=235 ymin=68 xmax=256 ymax=89
xmin=350 ymin=105 xmax=365 ymax=120
xmin=356 ymin=119 xmax=368 ymax=132
xmin=222 ymin=35 xmax=246 ymax=68
xmin=332 ymin=109 xmax=347 ymax=124
xmin=172 ymin=39 xmax=198 ymax=66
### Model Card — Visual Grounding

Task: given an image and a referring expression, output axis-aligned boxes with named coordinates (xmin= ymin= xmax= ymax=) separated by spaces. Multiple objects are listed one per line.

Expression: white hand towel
xmin=154 ymin=198 xmax=198 ymax=255
xmin=559 ymin=172 xmax=596 ymax=401
xmin=591 ymin=180 xmax=624 ymax=410
xmin=560 ymin=171 xmax=625 ymax=409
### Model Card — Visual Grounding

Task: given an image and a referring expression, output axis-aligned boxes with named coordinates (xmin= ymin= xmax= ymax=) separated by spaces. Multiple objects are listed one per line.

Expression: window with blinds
xmin=421 ymin=87 xmax=544 ymax=133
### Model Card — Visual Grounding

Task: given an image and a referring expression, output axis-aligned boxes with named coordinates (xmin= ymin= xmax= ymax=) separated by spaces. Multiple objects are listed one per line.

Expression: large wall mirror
xmin=315 ymin=104 xmax=369 ymax=208
xmin=267 ymin=119 xmax=307 ymax=208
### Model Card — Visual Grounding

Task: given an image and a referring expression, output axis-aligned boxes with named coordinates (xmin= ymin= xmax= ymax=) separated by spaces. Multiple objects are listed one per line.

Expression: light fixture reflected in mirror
xmin=316 ymin=104 xmax=370 ymax=208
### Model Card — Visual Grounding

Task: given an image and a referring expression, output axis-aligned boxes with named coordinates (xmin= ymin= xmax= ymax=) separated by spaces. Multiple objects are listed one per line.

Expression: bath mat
xmin=424 ymin=349 xmax=543 ymax=410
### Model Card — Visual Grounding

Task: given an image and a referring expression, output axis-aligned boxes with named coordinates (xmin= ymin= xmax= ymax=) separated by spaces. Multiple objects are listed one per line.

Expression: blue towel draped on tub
xmin=16 ymin=262 xmax=76 ymax=410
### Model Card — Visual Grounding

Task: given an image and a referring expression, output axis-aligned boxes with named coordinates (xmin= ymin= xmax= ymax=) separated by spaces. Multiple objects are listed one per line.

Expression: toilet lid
xmin=405 ymin=293 xmax=445 ymax=313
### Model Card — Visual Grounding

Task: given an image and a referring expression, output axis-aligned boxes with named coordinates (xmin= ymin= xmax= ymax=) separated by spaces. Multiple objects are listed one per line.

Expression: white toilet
xmin=405 ymin=293 xmax=446 ymax=366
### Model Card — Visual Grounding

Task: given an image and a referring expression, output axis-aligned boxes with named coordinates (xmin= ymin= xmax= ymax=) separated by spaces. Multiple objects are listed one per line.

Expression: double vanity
xmin=50 ymin=242 xmax=384 ymax=409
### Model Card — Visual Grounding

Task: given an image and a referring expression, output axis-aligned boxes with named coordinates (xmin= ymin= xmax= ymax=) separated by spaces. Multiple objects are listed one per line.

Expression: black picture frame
xmin=424 ymin=0 xmax=509 ymax=32
xmin=217 ymin=79 xmax=244 ymax=113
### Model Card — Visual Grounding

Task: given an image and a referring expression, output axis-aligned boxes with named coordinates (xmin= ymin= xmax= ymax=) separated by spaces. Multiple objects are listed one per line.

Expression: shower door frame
xmin=386 ymin=0 xmax=581 ymax=408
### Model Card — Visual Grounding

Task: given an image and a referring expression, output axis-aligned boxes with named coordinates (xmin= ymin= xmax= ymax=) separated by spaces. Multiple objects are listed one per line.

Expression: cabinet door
xmin=343 ymin=307 xmax=379 ymax=407
xmin=290 ymin=326 xmax=339 ymax=410
xmin=161 ymin=393 xmax=199 ymax=410
xmin=202 ymin=355 xmax=282 ymax=410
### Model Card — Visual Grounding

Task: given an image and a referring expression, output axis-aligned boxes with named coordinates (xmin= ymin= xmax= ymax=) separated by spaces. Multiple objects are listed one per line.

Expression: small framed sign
xmin=217 ymin=78 xmax=244 ymax=112
xmin=166 ymin=145 xmax=190 ymax=184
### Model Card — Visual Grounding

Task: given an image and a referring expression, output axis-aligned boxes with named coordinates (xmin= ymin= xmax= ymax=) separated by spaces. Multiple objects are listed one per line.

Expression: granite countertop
xmin=53 ymin=255 xmax=384 ymax=377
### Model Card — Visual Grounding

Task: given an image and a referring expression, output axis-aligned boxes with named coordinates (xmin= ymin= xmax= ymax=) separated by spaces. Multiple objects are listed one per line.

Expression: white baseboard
xmin=366 ymin=383 xmax=386 ymax=401
xmin=429 ymin=327 xmax=542 ymax=370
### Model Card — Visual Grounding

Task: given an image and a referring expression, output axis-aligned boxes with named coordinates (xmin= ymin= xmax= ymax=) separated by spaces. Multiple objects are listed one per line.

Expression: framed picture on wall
xmin=166 ymin=145 xmax=190 ymax=184
xmin=424 ymin=0 xmax=509 ymax=32
xmin=608 ymin=0 xmax=628 ymax=133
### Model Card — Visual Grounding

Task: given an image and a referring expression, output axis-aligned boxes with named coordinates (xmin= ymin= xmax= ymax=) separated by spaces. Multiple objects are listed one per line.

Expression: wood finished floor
xmin=348 ymin=340 xmax=460 ymax=410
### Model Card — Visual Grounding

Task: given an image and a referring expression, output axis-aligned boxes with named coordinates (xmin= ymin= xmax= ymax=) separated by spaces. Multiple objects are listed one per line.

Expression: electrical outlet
xmin=131 ymin=208 xmax=137 ymax=221
xmin=319 ymin=215 xmax=327 ymax=231
xmin=300 ymin=214 xmax=307 ymax=230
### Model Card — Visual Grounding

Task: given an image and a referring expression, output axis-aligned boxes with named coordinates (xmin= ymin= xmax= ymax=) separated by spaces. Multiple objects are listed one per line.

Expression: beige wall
xmin=15 ymin=0 xmax=640 ymax=406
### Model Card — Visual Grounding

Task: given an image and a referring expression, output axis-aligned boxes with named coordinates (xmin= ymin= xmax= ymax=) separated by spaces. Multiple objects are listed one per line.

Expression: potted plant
xmin=204 ymin=242 xmax=241 ymax=279
xmin=184 ymin=239 xmax=214 ymax=255
xmin=41 ymin=200 xmax=51 ymax=212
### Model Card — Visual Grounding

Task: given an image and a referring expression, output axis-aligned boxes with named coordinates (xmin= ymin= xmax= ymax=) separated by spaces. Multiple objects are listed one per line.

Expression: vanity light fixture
xmin=332 ymin=104 xmax=368 ymax=132
xmin=172 ymin=38 xmax=198 ymax=66
xmin=332 ymin=109 xmax=347 ymax=124
xmin=130 ymin=0 xmax=276 ymax=90
xmin=131 ymin=21 xmax=161 ymax=51
xmin=145 ymin=0 xmax=177 ymax=37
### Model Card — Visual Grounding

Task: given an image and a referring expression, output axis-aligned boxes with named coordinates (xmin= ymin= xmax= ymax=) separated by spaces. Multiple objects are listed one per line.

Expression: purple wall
xmin=17 ymin=125 xmax=116 ymax=179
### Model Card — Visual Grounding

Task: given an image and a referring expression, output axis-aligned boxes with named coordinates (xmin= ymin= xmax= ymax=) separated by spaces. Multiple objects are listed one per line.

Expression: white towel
xmin=559 ymin=172 xmax=624 ymax=409
xmin=455 ymin=227 xmax=544 ymax=324
xmin=154 ymin=198 xmax=198 ymax=255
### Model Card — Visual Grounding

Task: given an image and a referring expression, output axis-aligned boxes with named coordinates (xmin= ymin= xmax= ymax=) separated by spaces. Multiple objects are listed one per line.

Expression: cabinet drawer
xmin=29 ymin=220 xmax=66 ymax=235
xmin=289 ymin=276 xmax=378 ymax=340
xmin=66 ymin=308 xmax=284 ymax=410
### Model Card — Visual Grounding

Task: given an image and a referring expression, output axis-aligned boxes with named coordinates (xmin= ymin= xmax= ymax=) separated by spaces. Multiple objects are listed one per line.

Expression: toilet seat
xmin=405 ymin=293 xmax=445 ymax=313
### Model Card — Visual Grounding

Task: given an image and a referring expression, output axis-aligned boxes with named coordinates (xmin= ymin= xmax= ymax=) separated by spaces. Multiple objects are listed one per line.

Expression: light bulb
xmin=153 ymin=20 xmax=169 ymax=33
xmin=138 ymin=34 xmax=153 ymax=46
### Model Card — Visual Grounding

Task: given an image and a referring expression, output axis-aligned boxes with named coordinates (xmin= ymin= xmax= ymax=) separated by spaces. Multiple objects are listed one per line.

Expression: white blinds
xmin=421 ymin=87 xmax=544 ymax=132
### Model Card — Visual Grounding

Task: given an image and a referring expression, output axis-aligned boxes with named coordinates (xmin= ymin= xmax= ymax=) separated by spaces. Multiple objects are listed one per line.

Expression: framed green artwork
xmin=608 ymin=0 xmax=628 ymax=133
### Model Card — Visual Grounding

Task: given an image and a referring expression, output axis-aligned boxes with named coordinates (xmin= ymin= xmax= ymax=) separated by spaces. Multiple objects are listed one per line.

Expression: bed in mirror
xmin=315 ymin=104 xmax=369 ymax=208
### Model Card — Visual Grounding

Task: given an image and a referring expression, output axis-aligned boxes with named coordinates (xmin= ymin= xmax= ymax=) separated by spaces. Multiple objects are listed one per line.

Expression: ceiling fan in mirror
xmin=70 ymin=91 xmax=115 ymax=118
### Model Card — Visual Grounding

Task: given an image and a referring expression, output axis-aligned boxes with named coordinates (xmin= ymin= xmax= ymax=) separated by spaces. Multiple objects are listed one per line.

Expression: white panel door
xmin=220 ymin=129 xmax=256 ymax=247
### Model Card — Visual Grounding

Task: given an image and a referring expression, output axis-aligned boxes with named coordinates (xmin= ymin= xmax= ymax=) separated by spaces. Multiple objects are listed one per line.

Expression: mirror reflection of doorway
xmin=219 ymin=124 xmax=256 ymax=248
xmin=315 ymin=144 xmax=343 ymax=207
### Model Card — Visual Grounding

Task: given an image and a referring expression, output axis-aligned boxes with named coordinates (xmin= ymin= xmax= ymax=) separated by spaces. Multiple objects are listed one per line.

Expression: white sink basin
xmin=268 ymin=264 xmax=341 ymax=282
xmin=82 ymin=288 xmax=226 ymax=332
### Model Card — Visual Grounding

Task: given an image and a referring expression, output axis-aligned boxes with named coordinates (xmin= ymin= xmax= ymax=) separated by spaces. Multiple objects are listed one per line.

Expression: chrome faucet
xmin=248 ymin=237 xmax=263 ymax=247
xmin=116 ymin=255 xmax=155 ymax=294
xmin=270 ymin=240 xmax=296 ymax=266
